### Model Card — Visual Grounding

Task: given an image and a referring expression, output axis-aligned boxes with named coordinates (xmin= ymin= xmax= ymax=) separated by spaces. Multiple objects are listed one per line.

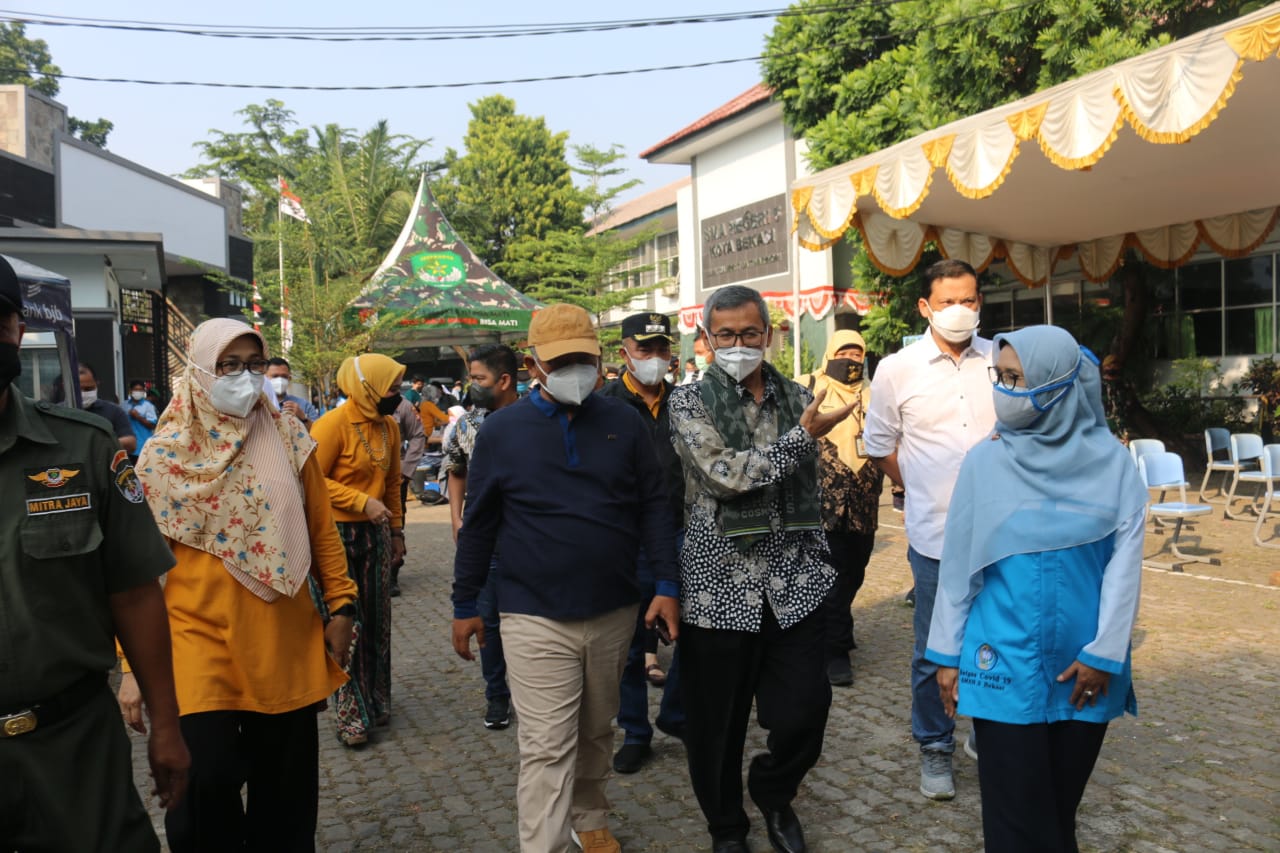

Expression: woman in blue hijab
xmin=926 ymin=325 xmax=1148 ymax=853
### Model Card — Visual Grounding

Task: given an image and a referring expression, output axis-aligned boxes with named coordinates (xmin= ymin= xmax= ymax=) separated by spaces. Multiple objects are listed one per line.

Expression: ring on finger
xmin=1082 ymin=690 xmax=1095 ymax=698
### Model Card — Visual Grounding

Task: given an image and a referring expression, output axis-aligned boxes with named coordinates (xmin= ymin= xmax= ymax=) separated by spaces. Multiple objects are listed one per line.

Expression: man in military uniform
xmin=0 ymin=256 xmax=189 ymax=851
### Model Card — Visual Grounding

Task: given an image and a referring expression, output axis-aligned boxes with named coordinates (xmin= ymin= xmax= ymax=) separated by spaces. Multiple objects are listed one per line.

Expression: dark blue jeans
xmin=477 ymin=558 xmax=509 ymax=702
xmin=907 ymin=546 xmax=954 ymax=753
xmin=617 ymin=544 xmax=685 ymax=745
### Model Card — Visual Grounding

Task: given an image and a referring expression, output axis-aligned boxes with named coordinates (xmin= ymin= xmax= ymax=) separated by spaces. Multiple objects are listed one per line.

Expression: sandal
xmin=646 ymin=663 xmax=667 ymax=687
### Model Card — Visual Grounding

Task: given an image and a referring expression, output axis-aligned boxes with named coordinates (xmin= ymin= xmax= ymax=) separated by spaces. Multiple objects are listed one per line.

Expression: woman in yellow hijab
xmin=798 ymin=330 xmax=885 ymax=688
xmin=311 ymin=353 xmax=407 ymax=746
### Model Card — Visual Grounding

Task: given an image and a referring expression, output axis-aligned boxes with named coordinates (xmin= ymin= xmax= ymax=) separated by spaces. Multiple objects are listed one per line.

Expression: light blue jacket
xmin=926 ymin=507 xmax=1144 ymax=724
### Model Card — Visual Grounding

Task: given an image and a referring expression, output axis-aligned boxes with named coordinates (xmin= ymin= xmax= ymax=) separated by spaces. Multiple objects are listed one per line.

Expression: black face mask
xmin=0 ymin=342 xmax=20 ymax=397
xmin=824 ymin=358 xmax=864 ymax=385
xmin=376 ymin=393 xmax=402 ymax=416
xmin=468 ymin=383 xmax=496 ymax=410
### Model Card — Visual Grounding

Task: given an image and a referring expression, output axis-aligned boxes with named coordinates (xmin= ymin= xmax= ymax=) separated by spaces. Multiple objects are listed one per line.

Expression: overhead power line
xmin=1 ymin=53 xmax=779 ymax=91
xmin=0 ymin=2 xmax=908 ymax=42
xmin=0 ymin=1 xmax=1042 ymax=92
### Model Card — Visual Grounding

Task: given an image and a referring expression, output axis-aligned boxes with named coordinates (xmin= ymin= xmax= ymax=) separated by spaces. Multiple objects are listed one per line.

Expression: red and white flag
xmin=278 ymin=177 xmax=310 ymax=223
xmin=252 ymin=281 xmax=262 ymax=331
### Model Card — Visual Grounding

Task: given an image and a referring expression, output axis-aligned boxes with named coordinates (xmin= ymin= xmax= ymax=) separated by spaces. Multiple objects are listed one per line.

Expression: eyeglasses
xmin=216 ymin=358 xmax=270 ymax=376
xmin=709 ymin=329 xmax=765 ymax=347
xmin=988 ymin=366 xmax=1025 ymax=390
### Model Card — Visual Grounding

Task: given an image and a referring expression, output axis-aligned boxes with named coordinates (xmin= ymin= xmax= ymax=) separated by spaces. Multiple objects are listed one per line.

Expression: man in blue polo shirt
xmin=452 ymin=303 xmax=680 ymax=853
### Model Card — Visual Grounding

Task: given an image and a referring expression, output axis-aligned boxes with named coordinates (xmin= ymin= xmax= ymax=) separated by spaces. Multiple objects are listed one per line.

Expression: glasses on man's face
xmin=710 ymin=328 xmax=765 ymax=347
xmin=988 ymin=365 xmax=1026 ymax=390
xmin=216 ymin=358 xmax=270 ymax=377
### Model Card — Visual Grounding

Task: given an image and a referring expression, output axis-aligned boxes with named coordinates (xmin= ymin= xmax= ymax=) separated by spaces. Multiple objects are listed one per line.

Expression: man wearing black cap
xmin=0 ymin=256 xmax=189 ymax=850
xmin=600 ymin=313 xmax=687 ymax=774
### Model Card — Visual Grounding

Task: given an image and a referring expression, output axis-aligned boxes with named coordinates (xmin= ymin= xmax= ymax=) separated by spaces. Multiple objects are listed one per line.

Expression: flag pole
xmin=278 ymin=175 xmax=285 ymax=343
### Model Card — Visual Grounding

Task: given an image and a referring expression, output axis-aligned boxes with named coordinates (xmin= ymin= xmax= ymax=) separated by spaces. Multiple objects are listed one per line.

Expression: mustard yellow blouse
xmin=311 ymin=403 xmax=404 ymax=528
xmin=124 ymin=453 xmax=357 ymax=716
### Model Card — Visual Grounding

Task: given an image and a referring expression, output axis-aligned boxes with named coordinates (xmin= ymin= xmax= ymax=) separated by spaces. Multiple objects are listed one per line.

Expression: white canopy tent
xmin=790 ymin=4 xmax=1280 ymax=289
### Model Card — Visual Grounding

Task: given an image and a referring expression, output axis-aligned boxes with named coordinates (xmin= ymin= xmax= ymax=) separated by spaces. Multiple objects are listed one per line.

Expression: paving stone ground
xmin=131 ymin=475 xmax=1280 ymax=851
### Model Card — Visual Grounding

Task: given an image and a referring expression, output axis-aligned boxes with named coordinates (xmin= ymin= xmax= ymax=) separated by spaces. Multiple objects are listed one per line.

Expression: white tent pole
xmin=791 ymin=225 xmax=802 ymax=377
xmin=1045 ymin=251 xmax=1055 ymax=327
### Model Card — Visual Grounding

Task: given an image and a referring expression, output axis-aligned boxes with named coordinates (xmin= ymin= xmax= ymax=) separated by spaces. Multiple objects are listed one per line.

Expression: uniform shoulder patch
xmin=110 ymin=450 xmax=145 ymax=504
xmin=36 ymin=400 xmax=117 ymax=438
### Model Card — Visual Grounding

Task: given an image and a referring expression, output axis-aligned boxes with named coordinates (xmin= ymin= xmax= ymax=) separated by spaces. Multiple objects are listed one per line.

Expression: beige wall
xmin=0 ymin=85 xmax=67 ymax=169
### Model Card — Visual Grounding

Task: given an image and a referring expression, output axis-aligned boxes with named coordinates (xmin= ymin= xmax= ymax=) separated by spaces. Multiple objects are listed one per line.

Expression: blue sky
xmin=31 ymin=1 xmax=780 ymax=201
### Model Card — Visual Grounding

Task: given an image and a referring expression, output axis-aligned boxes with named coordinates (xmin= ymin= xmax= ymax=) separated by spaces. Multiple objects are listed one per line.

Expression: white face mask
xmin=993 ymin=390 xmax=1042 ymax=430
xmin=536 ymin=359 xmax=598 ymax=406
xmin=80 ymin=388 xmax=98 ymax=408
xmin=627 ymin=355 xmax=668 ymax=387
xmin=714 ymin=346 xmax=764 ymax=383
xmin=130 ymin=390 xmax=147 ymax=402
xmin=210 ymin=371 xmax=264 ymax=418
xmin=927 ymin=303 xmax=980 ymax=344
xmin=268 ymin=376 xmax=290 ymax=396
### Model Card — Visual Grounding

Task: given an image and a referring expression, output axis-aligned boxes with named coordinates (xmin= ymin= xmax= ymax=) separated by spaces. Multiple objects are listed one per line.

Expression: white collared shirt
xmin=863 ymin=333 xmax=996 ymax=559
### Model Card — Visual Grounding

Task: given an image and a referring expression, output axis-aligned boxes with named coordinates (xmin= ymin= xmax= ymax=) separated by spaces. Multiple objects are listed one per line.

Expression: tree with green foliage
xmin=183 ymin=100 xmax=314 ymax=231
xmin=573 ymin=143 xmax=642 ymax=230
xmin=0 ymin=22 xmax=114 ymax=147
xmin=502 ymin=227 xmax=657 ymax=319
xmin=762 ymin=0 xmax=1249 ymax=354
xmin=434 ymin=95 xmax=585 ymax=273
xmin=494 ymin=142 xmax=658 ymax=318
xmin=184 ymin=102 xmax=432 ymax=393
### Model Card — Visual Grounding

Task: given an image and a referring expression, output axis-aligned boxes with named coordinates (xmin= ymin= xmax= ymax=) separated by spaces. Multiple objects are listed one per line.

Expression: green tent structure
xmin=351 ymin=174 xmax=542 ymax=351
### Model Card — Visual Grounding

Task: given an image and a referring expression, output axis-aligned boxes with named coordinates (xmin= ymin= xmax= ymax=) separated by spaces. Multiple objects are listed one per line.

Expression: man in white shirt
xmin=862 ymin=259 xmax=995 ymax=802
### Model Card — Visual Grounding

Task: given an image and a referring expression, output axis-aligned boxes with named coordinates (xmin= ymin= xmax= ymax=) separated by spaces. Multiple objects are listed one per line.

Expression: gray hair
xmin=702 ymin=285 xmax=770 ymax=333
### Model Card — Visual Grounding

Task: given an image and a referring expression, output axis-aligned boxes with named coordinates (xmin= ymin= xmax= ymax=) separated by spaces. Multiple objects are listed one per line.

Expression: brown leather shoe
xmin=573 ymin=827 xmax=622 ymax=852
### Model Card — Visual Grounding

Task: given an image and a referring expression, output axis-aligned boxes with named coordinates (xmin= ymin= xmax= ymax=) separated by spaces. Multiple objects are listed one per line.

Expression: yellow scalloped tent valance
xmin=853 ymin=207 xmax=1278 ymax=286
xmin=792 ymin=8 xmax=1280 ymax=284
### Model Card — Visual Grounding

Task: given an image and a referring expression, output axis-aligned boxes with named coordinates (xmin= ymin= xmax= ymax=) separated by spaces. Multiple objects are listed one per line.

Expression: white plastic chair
xmin=1251 ymin=444 xmax=1280 ymax=549
xmin=1224 ymin=433 xmax=1265 ymax=520
xmin=1198 ymin=428 xmax=1234 ymax=502
xmin=1129 ymin=439 xmax=1168 ymax=526
xmin=1128 ymin=438 xmax=1165 ymax=467
xmin=1138 ymin=452 xmax=1220 ymax=571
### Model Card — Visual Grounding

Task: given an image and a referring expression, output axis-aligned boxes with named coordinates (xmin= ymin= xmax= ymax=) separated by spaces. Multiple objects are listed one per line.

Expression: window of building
xmin=969 ymin=248 xmax=1278 ymax=358
xmin=1162 ymin=253 xmax=1277 ymax=357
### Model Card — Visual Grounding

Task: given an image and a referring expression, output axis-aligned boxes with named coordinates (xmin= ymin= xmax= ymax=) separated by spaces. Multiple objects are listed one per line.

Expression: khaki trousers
xmin=501 ymin=604 xmax=637 ymax=853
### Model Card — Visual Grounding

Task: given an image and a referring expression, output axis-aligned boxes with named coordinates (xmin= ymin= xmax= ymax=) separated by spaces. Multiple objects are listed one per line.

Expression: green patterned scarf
xmin=699 ymin=361 xmax=821 ymax=548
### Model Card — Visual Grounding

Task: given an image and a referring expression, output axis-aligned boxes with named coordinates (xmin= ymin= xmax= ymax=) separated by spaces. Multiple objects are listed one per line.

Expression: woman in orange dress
xmin=119 ymin=318 xmax=357 ymax=851
xmin=311 ymin=353 xmax=407 ymax=746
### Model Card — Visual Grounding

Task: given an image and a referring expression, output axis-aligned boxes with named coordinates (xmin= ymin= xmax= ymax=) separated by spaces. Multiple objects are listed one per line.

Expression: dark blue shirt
xmin=452 ymin=391 xmax=679 ymax=621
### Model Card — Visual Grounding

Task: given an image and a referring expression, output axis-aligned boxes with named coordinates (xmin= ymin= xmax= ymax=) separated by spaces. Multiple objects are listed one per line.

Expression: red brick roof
xmin=640 ymin=83 xmax=774 ymax=160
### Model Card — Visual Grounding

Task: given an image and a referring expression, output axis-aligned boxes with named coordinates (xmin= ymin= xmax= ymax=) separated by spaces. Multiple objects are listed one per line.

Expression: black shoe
xmin=611 ymin=742 xmax=652 ymax=774
xmin=826 ymin=655 xmax=853 ymax=687
xmin=712 ymin=841 xmax=750 ymax=853
xmin=760 ymin=805 xmax=806 ymax=853
xmin=483 ymin=697 xmax=510 ymax=730
xmin=389 ymin=583 xmax=401 ymax=598
xmin=904 ymin=587 xmax=916 ymax=607
xmin=654 ymin=717 xmax=686 ymax=742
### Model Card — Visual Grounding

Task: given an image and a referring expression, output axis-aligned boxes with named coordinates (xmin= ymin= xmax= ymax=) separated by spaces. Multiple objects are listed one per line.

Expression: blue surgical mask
xmin=993 ymin=391 xmax=1042 ymax=430
xmin=992 ymin=346 xmax=1095 ymax=429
